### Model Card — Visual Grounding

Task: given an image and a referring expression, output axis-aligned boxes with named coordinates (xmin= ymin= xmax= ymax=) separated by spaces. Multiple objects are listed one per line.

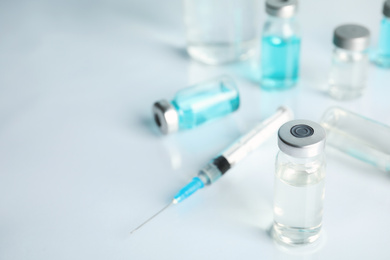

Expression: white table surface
xmin=1 ymin=0 xmax=390 ymax=259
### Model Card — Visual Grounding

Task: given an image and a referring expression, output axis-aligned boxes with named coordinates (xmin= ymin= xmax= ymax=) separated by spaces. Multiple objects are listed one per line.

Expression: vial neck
xmin=267 ymin=15 xmax=297 ymax=23
xmin=333 ymin=47 xmax=368 ymax=62
xmin=279 ymin=151 xmax=325 ymax=164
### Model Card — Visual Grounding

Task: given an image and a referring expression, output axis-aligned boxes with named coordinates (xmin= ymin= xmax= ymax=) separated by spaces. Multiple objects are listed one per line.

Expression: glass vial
xmin=373 ymin=0 xmax=390 ymax=68
xmin=260 ymin=0 xmax=301 ymax=90
xmin=184 ymin=0 xmax=259 ymax=65
xmin=273 ymin=120 xmax=326 ymax=245
xmin=328 ymin=24 xmax=370 ymax=100
xmin=321 ymin=107 xmax=390 ymax=172
xmin=152 ymin=75 xmax=240 ymax=134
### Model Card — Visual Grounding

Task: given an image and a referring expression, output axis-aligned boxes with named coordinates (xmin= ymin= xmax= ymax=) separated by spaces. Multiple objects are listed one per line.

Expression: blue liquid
xmin=376 ymin=18 xmax=390 ymax=67
xmin=260 ymin=35 xmax=301 ymax=90
xmin=171 ymin=77 xmax=240 ymax=129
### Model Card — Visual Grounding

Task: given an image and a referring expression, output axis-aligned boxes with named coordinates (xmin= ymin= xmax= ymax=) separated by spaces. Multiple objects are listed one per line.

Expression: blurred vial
xmin=260 ymin=0 xmax=301 ymax=90
xmin=373 ymin=0 xmax=390 ymax=68
xmin=152 ymin=75 xmax=240 ymax=134
xmin=321 ymin=107 xmax=390 ymax=172
xmin=328 ymin=24 xmax=370 ymax=100
xmin=184 ymin=0 xmax=259 ymax=65
xmin=273 ymin=120 xmax=326 ymax=245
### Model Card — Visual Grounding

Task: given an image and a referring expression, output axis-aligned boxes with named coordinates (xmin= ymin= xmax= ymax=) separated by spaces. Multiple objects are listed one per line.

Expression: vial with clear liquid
xmin=328 ymin=24 xmax=370 ymax=100
xmin=321 ymin=107 xmax=390 ymax=172
xmin=273 ymin=120 xmax=326 ymax=245
xmin=152 ymin=75 xmax=240 ymax=134
xmin=184 ymin=0 xmax=259 ymax=65
xmin=373 ymin=0 xmax=390 ymax=68
xmin=260 ymin=0 xmax=301 ymax=90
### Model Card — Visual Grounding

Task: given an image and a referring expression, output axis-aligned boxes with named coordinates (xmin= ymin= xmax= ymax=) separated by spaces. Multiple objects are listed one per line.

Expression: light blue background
xmin=1 ymin=0 xmax=389 ymax=259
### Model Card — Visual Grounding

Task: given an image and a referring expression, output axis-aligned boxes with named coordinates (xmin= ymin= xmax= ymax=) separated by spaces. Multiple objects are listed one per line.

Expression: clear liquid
xmin=184 ymin=0 xmax=259 ymax=64
xmin=171 ymin=77 xmax=239 ymax=129
xmin=375 ymin=17 xmax=390 ymax=67
xmin=273 ymin=162 xmax=325 ymax=245
xmin=187 ymin=40 xmax=257 ymax=65
xmin=260 ymin=35 xmax=301 ymax=90
xmin=328 ymin=48 xmax=368 ymax=100
xmin=321 ymin=107 xmax=390 ymax=172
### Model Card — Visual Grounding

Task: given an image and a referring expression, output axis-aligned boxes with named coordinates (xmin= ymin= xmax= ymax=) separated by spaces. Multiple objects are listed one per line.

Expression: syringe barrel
xmin=222 ymin=106 xmax=293 ymax=167
xmin=198 ymin=106 xmax=293 ymax=184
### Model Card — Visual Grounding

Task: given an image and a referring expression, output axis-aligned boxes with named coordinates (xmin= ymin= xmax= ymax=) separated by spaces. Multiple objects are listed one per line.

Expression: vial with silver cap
xmin=328 ymin=24 xmax=370 ymax=100
xmin=152 ymin=75 xmax=239 ymax=134
xmin=260 ymin=0 xmax=301 ymax=90
xmin=373 ymin=0 xmax=390 ymax=68
xmin=273 ymin=120 xmax=326 ymax=245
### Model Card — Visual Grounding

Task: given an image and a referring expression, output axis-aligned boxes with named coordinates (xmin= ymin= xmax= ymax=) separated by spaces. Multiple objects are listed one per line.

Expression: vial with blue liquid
xmin=373 ymin=0 xmax=390 ymax=68
xmin=260 ymin=0 xmax=301 ymax=90
xmin=153 ymin=75 xmax=240 ymax=134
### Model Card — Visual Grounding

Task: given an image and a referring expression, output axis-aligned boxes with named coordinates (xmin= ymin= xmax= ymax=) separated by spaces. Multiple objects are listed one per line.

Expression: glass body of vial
xmin=374 ymin=0 xmax=390 ymax=67
xmin=152 ymin=75 xmax=240 ymax=134
xmin=328 ymin=24 xmax=370 ymax=100
xmin=321 ymin=107 xmax=390 ymax=172
xmin=273 ymin=120 xmax=326 ymax=245
xmin=260 ymin=0 xmax=301 ymax=90
xmin=184 ymin=0 xmax=259 ymax=65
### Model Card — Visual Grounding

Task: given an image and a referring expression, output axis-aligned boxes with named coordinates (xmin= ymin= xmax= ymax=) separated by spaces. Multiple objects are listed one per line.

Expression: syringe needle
xmin=130 ymin=201 xmax=174 ymax=234
xmin=130 ymin=177 xmax=204 ymax=235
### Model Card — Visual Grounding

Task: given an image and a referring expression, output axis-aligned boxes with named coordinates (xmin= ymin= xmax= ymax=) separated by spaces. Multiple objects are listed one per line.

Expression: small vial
xmin=260 ymin=0 xmax=301 ymax=90
xmin=184 ymin=0 xmax=259 ymax=65
xmin=373 ymin=0 xmax=390 ymax=68
xmin=328 ymin=24 xmax=370 ymax=100
xmin=321 ymin=107 xmax=390 ymax=172
xmin=152 ymin=76 xmax=240 ymax=134
xmin=273 ymin=120 xmax=326 ymax=245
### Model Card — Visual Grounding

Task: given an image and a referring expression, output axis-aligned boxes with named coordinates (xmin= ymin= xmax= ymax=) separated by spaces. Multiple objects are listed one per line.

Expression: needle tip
xmin=130 ymin=201 xmax=174 ymax=235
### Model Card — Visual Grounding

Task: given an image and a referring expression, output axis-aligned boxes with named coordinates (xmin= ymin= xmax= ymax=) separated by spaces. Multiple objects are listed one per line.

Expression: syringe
xmin=130 ymin=106 xmax=293 ymax=234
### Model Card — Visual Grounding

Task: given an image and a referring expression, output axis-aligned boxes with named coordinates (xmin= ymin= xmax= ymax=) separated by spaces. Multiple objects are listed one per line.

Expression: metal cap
xmin=333 ymin=24 xmax=370 ymax=51
xmin=266 ymin=0 xmax=298 ymax=18
xmin=278 ymin=120 xmax=326 ymax=158
xmin=152 ymin=100 xmax=179 ymax=135
xmin=384 ymin=0 xmax=390 ymax=18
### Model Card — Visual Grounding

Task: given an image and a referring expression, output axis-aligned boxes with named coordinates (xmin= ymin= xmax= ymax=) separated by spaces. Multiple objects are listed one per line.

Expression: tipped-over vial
xmin=273 ymin=120 xmax=326 ymax=245
xmin=321 ymin=107 xmax=390 ymax=172
xmin=373 ymin=0 xmax=390 ymax=68
xmin=152 ymin=75 xmax=240 ymax=134
xmin=260 ymin=0 xmax=301 ymax=90
xmin=328 ymin=24 xmax=370 ymax=100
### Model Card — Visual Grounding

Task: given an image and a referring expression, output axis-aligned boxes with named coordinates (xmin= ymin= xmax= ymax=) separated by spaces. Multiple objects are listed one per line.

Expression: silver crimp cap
xmin=333 ymin=24 xmax=370 ymax=51
xmin=384 ymin=0 xmax=390 ymax=18
xmin=266 ymin=0 xmax=298 ymax=18
xmin=152 ymin=100 xmax=179 ymax=135
xmin=278 ymin=120 xmax=326 ymax=158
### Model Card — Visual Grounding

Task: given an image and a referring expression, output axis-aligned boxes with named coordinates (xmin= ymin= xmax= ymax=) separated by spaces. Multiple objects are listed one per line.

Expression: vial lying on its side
xmin=373 ymin=0 xmax=390 ymax=68
xmin=260 ymin=0 xmax=301 ymax=90
xmin=321 ymin=107 xmax=390 ymax=172
xmin=273 ymin=120 xmax=326 ymax=245
xmin=153 ymin=75 xmax=240 ymax=134
xmin=328 ymin=24 xmax=370 ymax=100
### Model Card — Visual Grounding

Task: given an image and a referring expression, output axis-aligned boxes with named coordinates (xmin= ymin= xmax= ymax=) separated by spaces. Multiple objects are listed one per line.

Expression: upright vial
xmin=328 ymin=24 xmax=370 ymax=100
xmin=321 ymin=107 xmax=390 ymax=172
xmin=152 ymin=76 xmax=240 ymax=134
xmin=273 ymin=120 xmax=326 ymax=245
xmin=184 ymin=0 xmax=259 ymax=65
xmin=260 ymin=0 xmax=301 ymax=90
xmin=373 ymin=0 xmax=390 ymax=68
